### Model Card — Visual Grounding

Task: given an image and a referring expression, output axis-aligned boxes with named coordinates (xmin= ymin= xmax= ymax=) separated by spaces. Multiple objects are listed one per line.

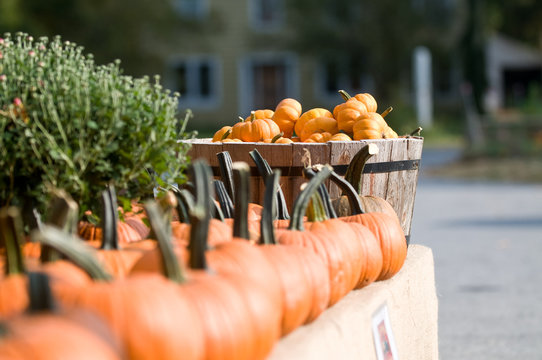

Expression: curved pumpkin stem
xmin=232 ymin=161 xmax=250 ymax=240
xmin=344 ymin=143 xmax=379 ymax=195
xmin=170 ymin=187 xmax=191 ymax=224
xmin=28 ymin=272 xmax=56 ymax=313
xmin=217 ymin=151 xmax=235 ymax=205
xmin=100 ymin=185 xmax=120 ymax=251
xmin=0 ymin=207 xmax=26 ymax=275
xmin=303 ymin=167 xmax=337 ymax=219
xmin=40 ymin=189 xmax=79 ymax=263
xmin=381 ymin=106 xmax=393 ymax=118
xmin=213 ymin=180 xmax=234 ymax=219
xmin=221 ymin=129 xmax=232 ymax=141
xmin=32 ymin=226 xmax=113 ymax=281
xmin=307 ymin=191 xmax=328 ymax=223
xmin=144 ymin=200 xmax=186 ymax=284
xmin=249 ymin=149 xmax=290 ymax=220
xmin=188 ymin=160 xmax=213 ymax=270
xmin=288 ymin=165 xmax=332 ymax=231
xmin=326 ymin=169 xmax=365 ymax=215
xmin=338 ymin=89 xmax=352 ymax=101
xmin=260 ymin=170 xmax=281 ymax=245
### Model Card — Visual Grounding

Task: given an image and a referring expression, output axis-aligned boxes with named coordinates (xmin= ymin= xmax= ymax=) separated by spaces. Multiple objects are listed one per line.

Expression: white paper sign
xmin=372 ymin=303 xmax=399 ymax=360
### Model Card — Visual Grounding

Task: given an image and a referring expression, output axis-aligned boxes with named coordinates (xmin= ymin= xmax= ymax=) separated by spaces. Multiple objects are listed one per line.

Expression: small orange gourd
xmin=294 ymin=108 xmax=333 ymax=139
xmin=272 ymin=98 xmax=302 ymax=138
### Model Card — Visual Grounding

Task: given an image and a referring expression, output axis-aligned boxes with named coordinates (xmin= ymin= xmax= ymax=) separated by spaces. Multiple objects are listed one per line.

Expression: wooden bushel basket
xmin=184 ymin=137 xmax=423 ymax=243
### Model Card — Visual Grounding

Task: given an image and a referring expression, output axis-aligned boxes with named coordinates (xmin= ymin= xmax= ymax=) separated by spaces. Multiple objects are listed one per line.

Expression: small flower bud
xmin=0 ymin=74 xmax=6 ymax=82
xmin=28 ymin=50 xmax=36 ymax=57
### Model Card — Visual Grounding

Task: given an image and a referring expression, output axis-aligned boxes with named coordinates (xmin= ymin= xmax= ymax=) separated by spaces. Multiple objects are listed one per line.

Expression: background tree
xmin=0 ymin=0 xmax=186 ymax=76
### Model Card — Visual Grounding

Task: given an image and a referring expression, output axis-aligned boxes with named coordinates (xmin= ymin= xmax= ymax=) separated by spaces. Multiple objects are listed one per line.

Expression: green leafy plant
xmin=0 ymin=32 xmax=193 ymax=225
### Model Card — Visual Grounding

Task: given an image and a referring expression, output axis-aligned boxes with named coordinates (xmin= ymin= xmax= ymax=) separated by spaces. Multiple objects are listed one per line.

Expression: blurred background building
xmin=2 ymin=0 xmax=542 ymax=149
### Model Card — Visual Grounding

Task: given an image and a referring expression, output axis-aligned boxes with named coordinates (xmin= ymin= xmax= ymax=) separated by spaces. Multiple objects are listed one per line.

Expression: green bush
xmin=0 ymin=32 xmax=193 ymax=224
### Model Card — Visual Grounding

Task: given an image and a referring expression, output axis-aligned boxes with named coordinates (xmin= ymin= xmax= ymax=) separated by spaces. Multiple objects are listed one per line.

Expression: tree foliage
xmin=0 ymin=0 xmax=185 ymax=76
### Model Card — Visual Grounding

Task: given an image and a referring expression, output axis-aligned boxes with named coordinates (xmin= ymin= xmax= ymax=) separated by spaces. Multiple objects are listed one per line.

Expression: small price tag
xmin=372 ymin=303 xmax=399 ymax=360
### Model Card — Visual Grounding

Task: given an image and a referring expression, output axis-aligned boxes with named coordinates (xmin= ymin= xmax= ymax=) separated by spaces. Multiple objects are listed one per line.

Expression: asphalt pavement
xmin=411 ymin=148 xmax=542 ymax=359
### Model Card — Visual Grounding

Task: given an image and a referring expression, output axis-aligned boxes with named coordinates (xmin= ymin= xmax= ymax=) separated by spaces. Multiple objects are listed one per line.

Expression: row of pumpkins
xmin=0 ymin=151 xmax=407 ymax=359
xmin=212 ymin=90 xmax=398 ymax=143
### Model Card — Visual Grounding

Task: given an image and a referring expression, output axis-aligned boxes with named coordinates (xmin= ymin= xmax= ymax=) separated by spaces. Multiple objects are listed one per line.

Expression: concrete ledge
xmin=268 ymin=244 xmax=439 ymax=360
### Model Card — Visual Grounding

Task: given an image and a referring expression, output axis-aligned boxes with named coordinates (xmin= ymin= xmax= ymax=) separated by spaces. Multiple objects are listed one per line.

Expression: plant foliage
xmin=0 ymin=32 xmax=193 ymax=223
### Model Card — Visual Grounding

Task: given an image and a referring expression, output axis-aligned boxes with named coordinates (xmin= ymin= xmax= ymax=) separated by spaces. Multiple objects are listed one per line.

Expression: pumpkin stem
xmin=0 ymin=207 xmax=26 ymax=275
xmin=307 ymin=192 xmax=328 ymax=222
xmin=270 ymin=132 xmax=284 ymax=143
xmin=220 ymin=129 xmax=232 ymax=141
xmin=344 ymin=143 xmax=379 ymax=195
xmin=171 ymin=187 xmax=192 ymax=224
xmin=28 ymin=272 xmax=57 ymax=313
xmin=260 ymin=170 xmax=281 ymax=245
xmin=144 ymin=200 xmax=186 ymax=284
xmin=381 ymin=106 xmax=393 ymax=118
xmin=213 ymin=180 xmax=234 ymax=219
xmin=326 ymin=168 xmax=365 ymax=215
xmin=99 ymin=185 xmax=120 ymax=251
xmin=217 ymin=151 xmax=235 ymax=205
xmin=407 ymin=126 xmax=423 ymax=137
xmin=249 ymin=149 xmax=290 ymax=220
xmin=288 ymin=165 xmax=332 ymax=231
xmin=338 ymin=90 xmax=352 ymax=101
xmin=32 ymin=226 xmax=113 ymax=281
xmin=250 ymin=111 xmax=256 ymax=121
xmin=40 ymin=189 xmax=79 ymax=263
xmin=232 ymin=162 xmax=250 ymax=240
xmin=303 ymin=167 xmax=337 ymax=219
xmin=188 ymin=160 xmax=213 ymax=271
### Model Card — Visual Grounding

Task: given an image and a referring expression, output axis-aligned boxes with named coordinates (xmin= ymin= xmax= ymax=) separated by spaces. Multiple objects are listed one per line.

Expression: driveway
xmin=411 ymin=148 xmax=542 ymax=359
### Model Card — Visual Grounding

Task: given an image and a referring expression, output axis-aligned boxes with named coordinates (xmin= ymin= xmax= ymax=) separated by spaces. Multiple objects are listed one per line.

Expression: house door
xmin=251 ymin=63 xmax=287 ymax=110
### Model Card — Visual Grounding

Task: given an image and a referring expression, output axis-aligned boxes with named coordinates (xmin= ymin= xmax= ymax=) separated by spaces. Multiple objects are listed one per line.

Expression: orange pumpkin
xmin=0 ymin=272 xmax=123 ymax=360
xmin=212 ymin=126 xmax=232 ymax=142
xmin=338 ymin=89 xmax=378 ymax=112
xmin=231 ymin=112 xmax=281 ymax=142
xmin=299 ymin=116 xmax=338 ymax=142
xmin=294 ymin=108 xmax=333 ymax=139
xmin=303 ymin=132 xmax=334 ymax=143
xmin=272 ymin=98 xmax=302 ymax=138
xmin=352 ymin=112 xmax=390 ymax=140
xmin=244 ymin=109 xmax=274 ymax=122
xmin=333 ymin=97 xmax=368 ymax=134
xmin=328 ymin=132 xmax=352 ymax=141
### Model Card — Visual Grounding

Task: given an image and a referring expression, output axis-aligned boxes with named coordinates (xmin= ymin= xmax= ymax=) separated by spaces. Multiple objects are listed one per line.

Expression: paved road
xmin=411 ymin=149 xmax=542 ymax=359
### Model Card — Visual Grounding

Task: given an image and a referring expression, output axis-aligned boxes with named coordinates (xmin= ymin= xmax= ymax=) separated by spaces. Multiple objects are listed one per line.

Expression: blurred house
xmin=162 ymin=0 xmax=371 ymax=129
xmin=485 ymin=33 xmax=542 ymax=111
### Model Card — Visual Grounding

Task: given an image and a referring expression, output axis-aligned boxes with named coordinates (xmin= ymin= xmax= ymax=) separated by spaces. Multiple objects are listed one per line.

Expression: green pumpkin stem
xmin=188 ymin=160 xmax=213 ymax=271
xmin=32 ymin=226 xmax=113 ymax=281
xmin=260 ymin=170 xmax=281 ymax=245
xmin=0 ymin=207 xmax=26 ymax=275
xmin=338 ymin=89 xmax=352 ymax=101
xmin=270 ymin=132 xmax=284 ymax=143
xmin=28 ymin=272 xmax=57 ymax=313
xmin=288 ymin=165 xmax=332 ymax=231
xmin=213 ymin=180 xmax=234 ymax=219
xmin=220 ymin=129 xmax=232 ymax=141
xmin=408 ymin=126 xmax=423 ymax=137
xmin=307 ymin=192 xmax=328 ymax=222
xmin=144 ymin=200 xmax=186 ymax=284
xmin=217 ymin=151 xmax=235 ymax=205
xmin=249 ymin=149 xmax=290 ymax=220
xmin=381 ymin=106 xmax=393 ymax=118
xmin=344 ymin=143 xmax=379 ymax=195
xmin=232 ymin=162 xmax=250 ymax=240
xmin=171 ymin=187 xmax=192 ymax=224
xmin=326 ymin=169 xmax=365 ymax=215
xmin=100 ymin=186 xmax=120 ymax=251
xmin=303 ymin=167 xmax=337 ymax=219
xmin=40 ymin=189 xmax=79 ymax=263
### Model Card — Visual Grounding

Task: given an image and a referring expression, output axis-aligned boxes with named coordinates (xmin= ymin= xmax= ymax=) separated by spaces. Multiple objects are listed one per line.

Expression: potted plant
xmin=0 ymin=32 xmax=193 ymax=228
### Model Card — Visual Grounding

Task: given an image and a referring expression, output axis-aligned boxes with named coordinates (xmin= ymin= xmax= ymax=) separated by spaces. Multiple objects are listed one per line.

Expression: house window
xmin=249 ymin=0 xmax=284 ymax=32
xmin=169 ymin=56 xmax=220 ymax=109
xmin=239 ymin=53 xmax=299 ymax=116
xmin=317 ymin=57 xmax=371 ymax=101
xmin=173 ymin=0 xmax=208 ymax=19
